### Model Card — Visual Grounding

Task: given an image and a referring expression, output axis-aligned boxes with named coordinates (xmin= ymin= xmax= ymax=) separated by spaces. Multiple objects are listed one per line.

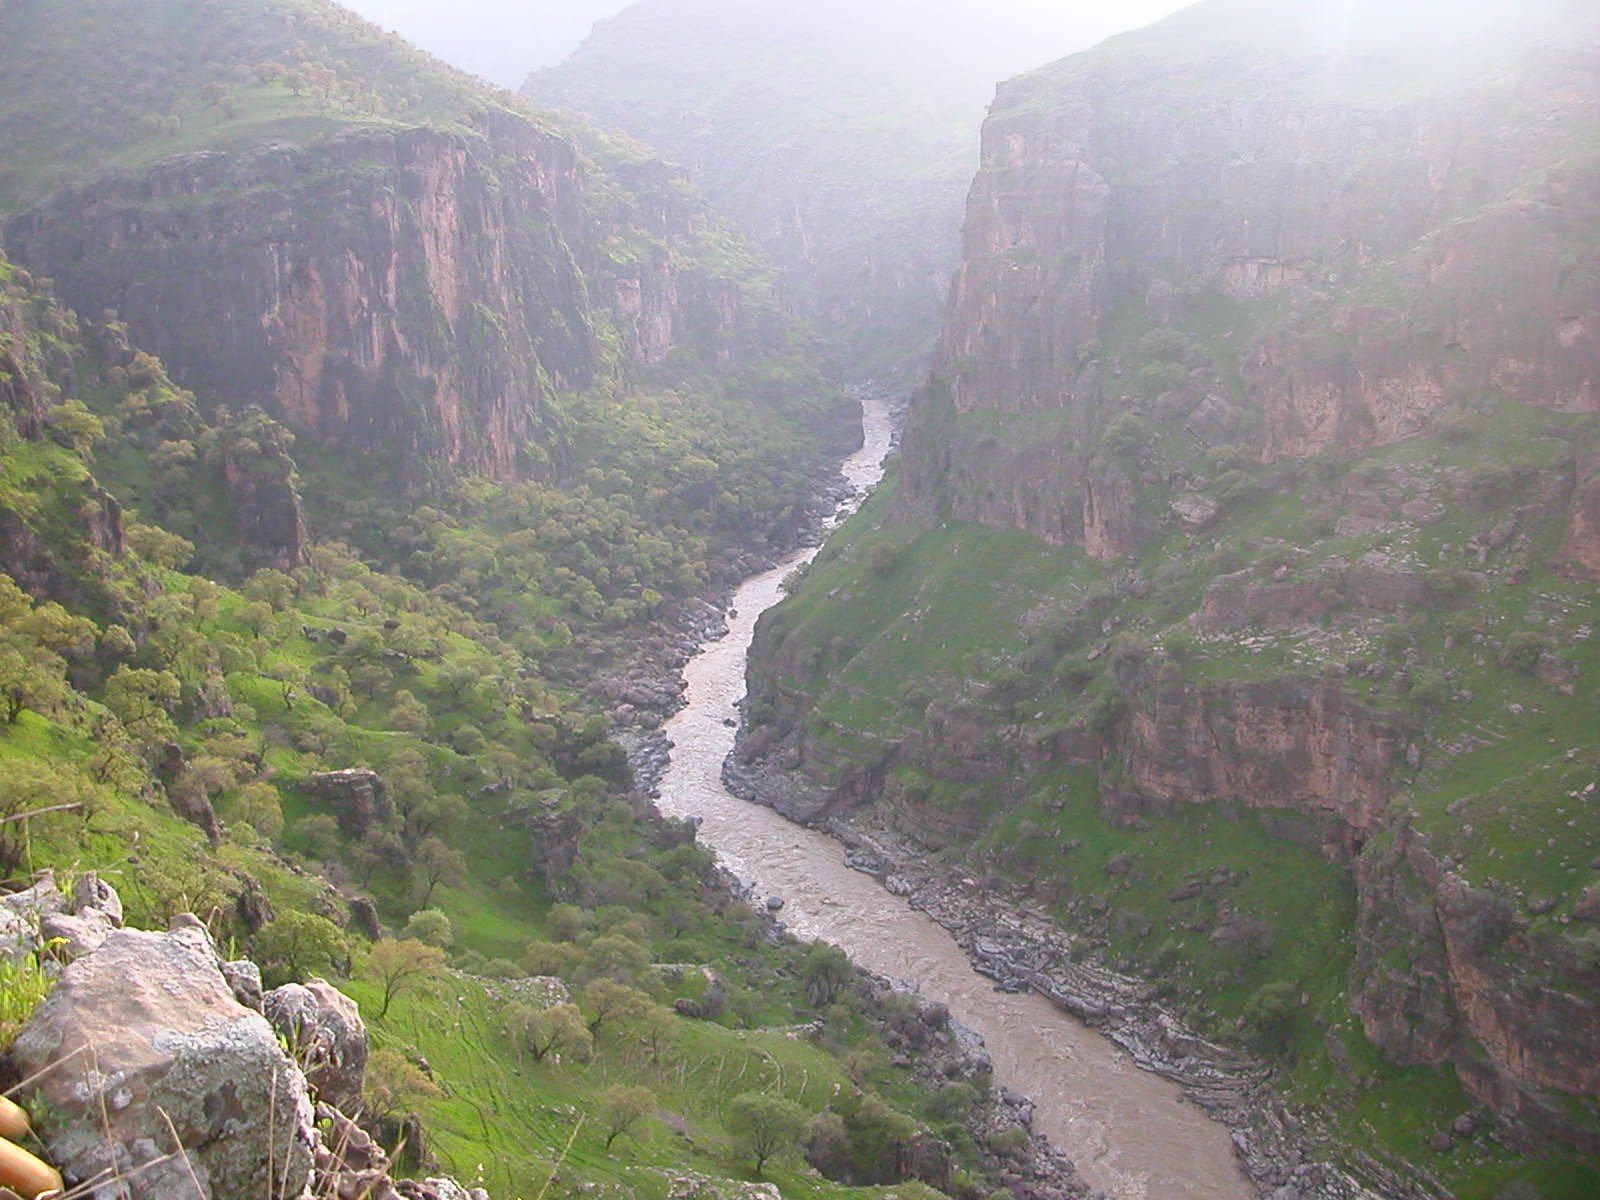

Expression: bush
xmin=1499 ymin=631 xmax=1550 ymax=673
xmin=403 ymin=908 xmax=453 ymax=948
xmin=865 ymin=542 xmax=898 ymax=576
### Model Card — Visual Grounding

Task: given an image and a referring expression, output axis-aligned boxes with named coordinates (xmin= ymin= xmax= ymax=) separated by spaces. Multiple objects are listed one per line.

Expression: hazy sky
xmin=340 ymin=0 xmax=634 ymax=87
xmin=339 ymin=0 xmax=1192 ymax=91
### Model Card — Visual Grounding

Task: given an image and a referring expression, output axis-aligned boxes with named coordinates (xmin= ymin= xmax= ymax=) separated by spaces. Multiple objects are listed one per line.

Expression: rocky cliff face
xmin=902 ymin=0 xmax=1600 ymax=559
xmin=5 ymin=112 xmax=788 ymax=483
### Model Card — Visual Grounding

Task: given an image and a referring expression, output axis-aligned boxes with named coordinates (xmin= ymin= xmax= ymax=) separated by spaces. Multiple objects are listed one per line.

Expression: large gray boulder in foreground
xmin=7 ymin=923 xmax=315 ymax=1199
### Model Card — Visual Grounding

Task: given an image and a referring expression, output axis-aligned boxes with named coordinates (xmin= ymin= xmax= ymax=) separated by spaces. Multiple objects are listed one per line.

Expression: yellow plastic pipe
xmin=0 ymin=1097 xmax=29 ymax=1141
xmin=0 ymin=1136 xmax=62 ymax=1199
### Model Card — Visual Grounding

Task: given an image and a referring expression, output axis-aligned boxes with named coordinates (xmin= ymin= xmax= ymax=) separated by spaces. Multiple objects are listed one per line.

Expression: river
xmin=655 ymin=392 xmax=1254 ymax=1200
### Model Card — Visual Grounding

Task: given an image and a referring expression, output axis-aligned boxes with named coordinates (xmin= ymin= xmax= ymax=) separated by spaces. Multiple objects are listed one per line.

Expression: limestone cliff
xmin=903 ymin=0 xmax=1600 ymax=562
xmin=0 ymin=0 xmax=837 ymax=489
xmin=5 ymin=114 xmax=799 ymax=484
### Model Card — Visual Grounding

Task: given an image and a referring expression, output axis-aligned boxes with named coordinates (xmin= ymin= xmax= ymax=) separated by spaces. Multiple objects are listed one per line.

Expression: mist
xmin=338 ymin=0 xmax=634 ymax=87
xmin=339 ymin=0 xmax=1191 ymax=91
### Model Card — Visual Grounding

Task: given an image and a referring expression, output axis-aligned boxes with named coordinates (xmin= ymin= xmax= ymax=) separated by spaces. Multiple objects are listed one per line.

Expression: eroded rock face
xmin=7 ymin=925 xmax=315 ymax=1199
xmin=899 ymin=0 xmax=1600 ymax=556
xmin=311 ymin=769 xmax=393 ymax=836
xmin=265 ymin=979 xmax=369 ymax=1111
xmin=1352 ymin=822 xmax=1600 ymax=1155
xmin=4 ymin=111 xmax=807 ymax=488
xmin=1114 ymin=678 xmax=1409 ymax=854
xmin=1560 ymin=447 xmax=1600 ymax=578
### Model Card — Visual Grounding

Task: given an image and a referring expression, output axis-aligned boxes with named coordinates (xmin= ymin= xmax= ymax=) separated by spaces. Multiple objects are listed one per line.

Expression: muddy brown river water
xmin=656 ymin=394 xmax=1254 ymax=1200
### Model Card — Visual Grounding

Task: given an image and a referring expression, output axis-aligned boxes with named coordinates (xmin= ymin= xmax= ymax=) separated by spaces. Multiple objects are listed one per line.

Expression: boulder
xmin=7 ymin=926 xmax=315 ymax=1199
xmin=72 ymin=872 xmax=123 ymax=927
xmin=39 ymin=906 xmax=116 ymax=961
xmin=1170 ymin=493 xmax=1219 ymax=531
xmin=310 ymin=769 xmax=393 ymax=835
xmin=4 ymin=871 xmax=121 ymax=962
xmin=264 ymin=979 xmax=369 ymax=1110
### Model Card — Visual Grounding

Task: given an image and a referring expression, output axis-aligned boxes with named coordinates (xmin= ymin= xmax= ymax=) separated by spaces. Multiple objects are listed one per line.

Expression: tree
xmin=364 ymin=938 xmax=447 ymax=1019
xmin=519 ymin=938 xmax=584 ymax=979
xmin=577 ymin=932 xmax=651 ymax=986
xmin=230 ymin=781 xmax=285 ymax=844
xmin=349 ymin=828 xmax=408 ymax=886
xmin=504 ymin=1001 xmax=592 ymax=1063
xmin=414 ymin=836 xmax=467 ymax=906
xmin=800 ymin=941 xmax=854 ymax=1008
xmin=243 ymin=568 xmax=297 ymax=611
xmin=638 ymin=1004 xmax=677 ymax=1065
xmin=387 ymin=689 xmax=430 ymax=734
xmin=296 ymin=813 xmax=343 ymax=862
xmin=597 ymin=1084 xmax=654 ymax=1150
xmin=1241 ymin=981 xmax=1300 ymax=1057
xmin=254 ymin=912 xmax=349 ymax=986
xmin=728 ymin=1092 xmax=806 ymax=1174
xmin=363 ymin=1047 xmax=442 ymax=1121
xmin=403 ymin=908 xmax=453 ymax=949
xmin=103 ymin=666 xmax=181 ymax=744
xmin=580 ymin=978 xmax=649 ymax=1034
xmin=0 ymin=638 xmax=67 ymax=724
xmin=124 ymin=523 xmax=194 ymax=569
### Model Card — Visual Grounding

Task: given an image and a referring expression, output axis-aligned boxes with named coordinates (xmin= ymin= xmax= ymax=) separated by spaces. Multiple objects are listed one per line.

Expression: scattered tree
xmin=403 ymin=907 xmax=454 ymax=949
xmin=597 ymin=1084 xmax=654 ymax=1150
xmin=254 ymin=912 xmax=349 ymax=986
xmin=364 ymin=938 xmax=447 ymax=1019
xmin=728 ymin=1091 xmax=807 ymax=1174
xmin=504 ymin=1001 xmax=592 ymax=1063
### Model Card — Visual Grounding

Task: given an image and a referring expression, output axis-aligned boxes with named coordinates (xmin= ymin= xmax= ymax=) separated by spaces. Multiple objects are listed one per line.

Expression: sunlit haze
xmin=339 ymin=0 xmax=1192 ymax=89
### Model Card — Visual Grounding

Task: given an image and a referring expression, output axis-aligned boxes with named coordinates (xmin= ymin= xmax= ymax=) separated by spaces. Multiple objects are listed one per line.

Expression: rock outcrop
xmin=265 ymin=980 xmax=369 ymax=1112
xmin=311 ymin=769 xmax=393 ymax=836
xmin=5 ymin=107 xmax=813 ymax=486
xmin=7 ymin=921 xmax=316 ymax=1199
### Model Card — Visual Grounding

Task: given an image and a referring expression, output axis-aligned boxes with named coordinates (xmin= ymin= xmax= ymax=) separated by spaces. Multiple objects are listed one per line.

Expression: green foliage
xmin=364 ymin=938 xmax=447 ymax=1018
xmin=727 ymin=1091 xmax=807 ymax=1173
xmin=403 ymin=908 xmax=454 ymax=949
xmin=254 ymin=911 xmax=350 ymax=986
xmin=504 ymin=1000 xmax=593 ymax=1063
xmin=800 ymin=942 xmax=854 ymax=1008
xmin=363 ymin=1046 xmax=443 ymax=1121
xmin=597 ymin=1083 xmax=655 ymax=1149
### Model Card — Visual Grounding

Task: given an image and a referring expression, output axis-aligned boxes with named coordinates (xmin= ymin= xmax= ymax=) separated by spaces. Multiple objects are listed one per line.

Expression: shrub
xmin=1498 ymin=631 xmax=1550 ymax=673
xmin=865 ymin=542 xmax=899 ymax=576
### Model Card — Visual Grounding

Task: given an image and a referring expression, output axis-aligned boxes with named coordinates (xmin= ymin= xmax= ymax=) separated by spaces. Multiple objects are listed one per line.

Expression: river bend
xmin=656 ymin=393 xmax=1253 ymax=1200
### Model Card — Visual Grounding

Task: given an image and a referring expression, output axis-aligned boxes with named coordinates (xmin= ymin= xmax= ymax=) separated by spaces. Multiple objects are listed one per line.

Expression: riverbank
xmin=610 ymin=380 xmax=905 ymax=794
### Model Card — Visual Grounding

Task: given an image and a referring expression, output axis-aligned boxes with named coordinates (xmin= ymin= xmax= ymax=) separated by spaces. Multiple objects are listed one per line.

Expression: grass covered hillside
xmin=0 ymin=0 xmax=513 ymax=211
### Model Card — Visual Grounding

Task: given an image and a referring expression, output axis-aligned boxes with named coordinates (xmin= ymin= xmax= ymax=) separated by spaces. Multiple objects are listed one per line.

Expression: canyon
xmin=0 ymin=0 xmax=1596 ymax=1197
